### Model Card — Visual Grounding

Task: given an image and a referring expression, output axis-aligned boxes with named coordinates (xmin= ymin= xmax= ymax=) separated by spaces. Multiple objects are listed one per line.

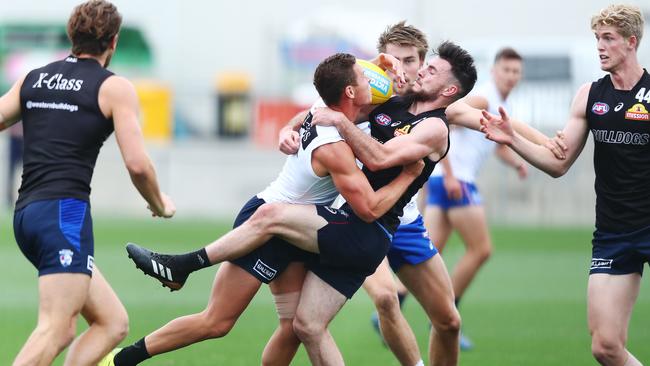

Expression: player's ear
xmin=344 ymin=85 xmax=355 ymax=99
xmin=442 ymin=84 xmax=459 ymax=98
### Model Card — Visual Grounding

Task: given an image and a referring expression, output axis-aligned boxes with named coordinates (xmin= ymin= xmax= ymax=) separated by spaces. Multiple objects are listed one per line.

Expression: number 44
xmin=635 ymin=88 xmax=650 ymax=103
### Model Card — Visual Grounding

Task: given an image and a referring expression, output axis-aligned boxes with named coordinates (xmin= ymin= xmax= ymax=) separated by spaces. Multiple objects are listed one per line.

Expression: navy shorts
xmin=427 ymin=176 xmax=482 ymax=210
xmin=590 ymin=224 xmax=650 ymax=275
xmin=230 ymin=196 xmax=311 ymax=283
xmin=387 ymin=215 xmax=438 ymax=272
xmin=308 ymin=204 xmax=393 ymax=299
xmin=13 ymin=198 xmax=94 ymax=277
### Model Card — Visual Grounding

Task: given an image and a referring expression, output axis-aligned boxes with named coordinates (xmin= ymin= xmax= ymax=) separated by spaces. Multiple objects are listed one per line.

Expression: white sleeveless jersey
xmin=258 ymin=122 xmax=343 ymax=205
xmin=432 ymin=81 xmax=509 ymax=182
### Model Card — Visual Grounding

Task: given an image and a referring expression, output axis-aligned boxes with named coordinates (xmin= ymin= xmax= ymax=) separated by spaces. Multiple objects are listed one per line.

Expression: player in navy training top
xmin=0 ymin=1 xmax=175 ymax=365
xmin=481 ymin=5 xmax=647 ymax=366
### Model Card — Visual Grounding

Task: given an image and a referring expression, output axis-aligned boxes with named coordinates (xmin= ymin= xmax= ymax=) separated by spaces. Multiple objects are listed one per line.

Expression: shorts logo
xmin=324 ymin=206 xmax=349 ymax=217
xmin=375 ymin=113 xmax=392 ymax=126
xmin=59 ymin=249 xmax=74 ymax=267
xmin=591 ymin=258 xmax=613 ymax=270
xmin=625 ymin=103 xmax=650 ymax=121
xmin=592 ymin=102 xmax=609 ymax=115
xmin=87 ymin=256 xmax=94 ymax=271
xmin=253 ymin=259 xmax=277 ymax=281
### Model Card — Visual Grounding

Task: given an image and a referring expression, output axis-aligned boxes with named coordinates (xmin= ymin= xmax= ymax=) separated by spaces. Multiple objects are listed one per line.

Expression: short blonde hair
xmin=591 ymin=4 xmax=644 ymax=48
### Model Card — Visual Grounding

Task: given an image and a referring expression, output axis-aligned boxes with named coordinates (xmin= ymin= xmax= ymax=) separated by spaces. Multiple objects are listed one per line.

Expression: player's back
xmin=258 ymin=112 xmax=343 ymax=205
xmin=17 ymin=55 xmax=115 ymax=210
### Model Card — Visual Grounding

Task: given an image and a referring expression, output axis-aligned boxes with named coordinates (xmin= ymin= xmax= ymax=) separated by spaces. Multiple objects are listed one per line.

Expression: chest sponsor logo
xmin=59 ymin=249 xmax=74 ymax=267
xmin=591 ymin=102 xmax=609 ymax=115
xmin=375 ymin=113 xmax=392 ymax=126
xmin=253 ymin=259 xmax=277 ymax=281
xmin=625 ymin=103 xmax=650 ymax=121
xmin=590 ymin=258 xmax=613 ymax=270
xmin=394 ymin=124 xmax=412 ymax=137
xmin=32 ymin=73 xmax=84 ymax=91
xmin=614 ymin=102 xmax=624 ymax=112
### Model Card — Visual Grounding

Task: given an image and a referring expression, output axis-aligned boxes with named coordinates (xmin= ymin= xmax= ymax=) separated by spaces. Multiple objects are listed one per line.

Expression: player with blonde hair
xmin=481 ymin=4 xmax=647 ymax=366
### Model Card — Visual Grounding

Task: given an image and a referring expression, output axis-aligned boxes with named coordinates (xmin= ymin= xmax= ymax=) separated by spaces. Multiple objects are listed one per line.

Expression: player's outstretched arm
xmin=0 ymin=75 xmax=26 ymax=131
xmin=481 ymin=83 xmax=590 ymax=178
xmin=314 ymin=141 xmax=423 ymax=222
xmin=446 ymin=99 xmax=564 ymax=158
xmin=99 ymin=76 xmax=175 ymax=218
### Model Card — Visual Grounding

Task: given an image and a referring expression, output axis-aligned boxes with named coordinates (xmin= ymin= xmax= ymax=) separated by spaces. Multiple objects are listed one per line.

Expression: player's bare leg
xmin=588 ymin=273 xmax=642 ymax=366
xmin=423 ymin=206 xmax=453 ymax=253
xmin=398 ymin=255 xmax=460 ymax=366
xmin=364 ymin=258 xmax=422 ymax=365
xmin=13 ymin=273 xmax=89 ymax=366
xmin=64 ymin=266 xmax=128 ymax=365
xmin=262 ymin=262 xmax=306 ymax=366
xmin=293 ymin=272 xmax=347 ymax=366
xmin=446 ymin=206 xmax=492 ymax=299
xmin=143 ymin=263 xmax=260 ymax=356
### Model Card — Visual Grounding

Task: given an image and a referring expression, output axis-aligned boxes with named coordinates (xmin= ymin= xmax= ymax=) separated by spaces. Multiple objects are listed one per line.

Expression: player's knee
xmin=249 ymin=203 xmax=284 ymax=233
xmin=107 ymin=311 xmax=129 ymax=344
xmin=591 ymin=334 xmax=624 ymax=364
xmin=202 ymin=315 xmax=236 ymax=339
xmin=431 ymin=306 xmax=461 ymax=334
xmin=372 ymin=290 xmax=400 ymax=317
xmin=292 ymin=315 xmax=323 ymax=343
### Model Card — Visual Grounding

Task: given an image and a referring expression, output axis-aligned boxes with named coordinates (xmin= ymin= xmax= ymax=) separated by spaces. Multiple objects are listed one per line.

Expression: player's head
xmin=377 ymin=21 xmax=428 ymax=94
xmin=67 ymin=0 xmax=122 ymax=67
xmin=591 ymin=4 xmax=643 ymax=72
xmin=492 ymin=47 xmax=523 ymax=98
xmin=313 ymin=53 xmax=371 ymax=108
xmin=406 ymin=41 xmax=476 ymax=105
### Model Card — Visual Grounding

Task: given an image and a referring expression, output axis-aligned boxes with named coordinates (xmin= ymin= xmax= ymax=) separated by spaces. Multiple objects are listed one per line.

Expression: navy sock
xmin=175 ymin=248 xmax=211 ymax=273
xmin=114 ymin=338 xmax=151 ymax=366
xmin=397 ymin=292 xmax=407 ymax=308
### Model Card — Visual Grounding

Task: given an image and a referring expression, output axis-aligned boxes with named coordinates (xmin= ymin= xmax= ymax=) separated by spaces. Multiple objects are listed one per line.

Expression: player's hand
xmin=543 ymin=130 xmax=568 ymax=160
xmin=311 ymin=107 xmax=347 ymax=127
xmin=403 ymin=159 xmax=425 ymax=177
xmin=149 ymin=192 xmax=176 ymax=218
xmin=377 ymin=53 xmax=406 ymax=88
xmin=516 ymin=163 xmax=528 ymax=179
xmin=443 ymin=175 xmax=463 ymax=200
xmin=480 ymin=106 xmax=514 ymax=145
xmin=279 ymin=129 xmax=300 ymax=155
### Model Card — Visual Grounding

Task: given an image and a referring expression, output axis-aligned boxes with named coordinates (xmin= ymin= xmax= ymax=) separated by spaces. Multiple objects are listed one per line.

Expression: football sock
xmin=175 ymin=248 xmax=211 ymax=272
xmin=397 ymin=292 xmax=407 ymax=309
xmin=414 ymin=360 xmax=425 ymax=366
xmin=114 ymin=338 xmax=151 ymax=366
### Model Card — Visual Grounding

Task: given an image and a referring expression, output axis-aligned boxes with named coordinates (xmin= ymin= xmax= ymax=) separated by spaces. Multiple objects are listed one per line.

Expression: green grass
xmin=1 ymin=216 xmax=649 ymax=365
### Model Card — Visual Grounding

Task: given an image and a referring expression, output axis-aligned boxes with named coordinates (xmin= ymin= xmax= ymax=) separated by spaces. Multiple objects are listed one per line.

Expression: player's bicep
xmin=315 ymin=144 xmax=375 ymax=211
xmin=101 ymin=77 xmax=147 ymax=165
xmin=560 ymin=84 xmax=591 ymax=164
xmin=382 ymin=118 xmax=448 ymax=164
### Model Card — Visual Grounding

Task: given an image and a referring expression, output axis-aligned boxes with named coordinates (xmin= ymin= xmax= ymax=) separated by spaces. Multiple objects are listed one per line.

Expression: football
xmin=357 ymin=59 xmax=393 ymax=104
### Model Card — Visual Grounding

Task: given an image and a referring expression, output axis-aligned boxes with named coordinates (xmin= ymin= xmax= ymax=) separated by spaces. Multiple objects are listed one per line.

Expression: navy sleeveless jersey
xmin=587 ymin=70 xmax=650 ymax=233
xmin=365 ymin=96 xmax=449 ymax=233
xmin=16 ymin=56 xmax=114 ymax=210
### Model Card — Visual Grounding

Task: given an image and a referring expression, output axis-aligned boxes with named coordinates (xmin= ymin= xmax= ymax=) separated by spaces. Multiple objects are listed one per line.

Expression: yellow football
xmin=357 ymin=59 xmax=393 ymax=104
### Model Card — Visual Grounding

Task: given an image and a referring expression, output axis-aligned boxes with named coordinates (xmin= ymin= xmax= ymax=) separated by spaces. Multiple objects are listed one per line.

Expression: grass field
xmin=1 ymin=216 xmax=649 ymax=365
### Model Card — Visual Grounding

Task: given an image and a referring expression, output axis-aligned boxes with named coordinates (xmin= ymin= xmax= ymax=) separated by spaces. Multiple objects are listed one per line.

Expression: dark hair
xmin=434 ymin=41 xmax=477 ymax=101
xmin=377 ymin=21 xmax=429 ymax=61
xmin=313 ymin=53 xmax=357 ymax=107
xmin=67 ymin=0 xmax=122 ymax=56
xmin=494 ymin=47 xmax=522 ymax=63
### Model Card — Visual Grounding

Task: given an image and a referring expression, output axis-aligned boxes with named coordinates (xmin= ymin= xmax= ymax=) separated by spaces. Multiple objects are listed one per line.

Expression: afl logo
xmin=375 ymin=113 xmax=392 ymax=126
xmin=592 ymin=102 xmax=610 ymax=115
